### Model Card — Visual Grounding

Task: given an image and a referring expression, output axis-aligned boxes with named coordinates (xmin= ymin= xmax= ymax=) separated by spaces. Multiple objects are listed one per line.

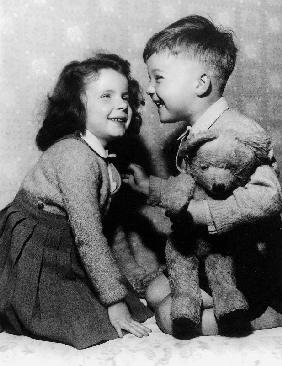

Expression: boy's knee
xmin=251 ymin=306 xmax=282 ymax=330
xmin=155 ymin=296 xmax=173 ymax=335
xmin=155 ymin=298 xmax=218 ymax=338
xmin=145 ymin=282 xmax=163 ymax=310
xmin=145 ymin=274 xmax=170 ymax=309
xmin=201 ymin=308 xmax=218 ymax=335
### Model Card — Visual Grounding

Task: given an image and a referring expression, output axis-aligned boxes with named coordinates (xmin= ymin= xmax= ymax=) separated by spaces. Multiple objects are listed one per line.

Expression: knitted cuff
xmin=100 ymin=283 xmax=128 ymax=306
xmin=147 ymin=175 xmax=163 ymax=206
xmin=207 ymin=200 xmax=241 ymax=234
xmin=181 ymin=173 xmax=196 ymax=201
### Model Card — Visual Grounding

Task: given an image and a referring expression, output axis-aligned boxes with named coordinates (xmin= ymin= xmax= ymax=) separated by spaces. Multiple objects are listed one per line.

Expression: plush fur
xmin=166 ymin=129 xmax=272 ymax=338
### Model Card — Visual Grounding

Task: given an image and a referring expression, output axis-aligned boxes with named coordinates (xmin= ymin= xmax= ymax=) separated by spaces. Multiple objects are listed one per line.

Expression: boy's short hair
xmin=143 ymin=15 xmax=238 ymax=93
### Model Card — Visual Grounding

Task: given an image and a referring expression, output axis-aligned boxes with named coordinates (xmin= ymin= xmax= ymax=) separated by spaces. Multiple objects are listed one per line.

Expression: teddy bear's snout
xmin=212 ymin=183 xmax=226 ymax=195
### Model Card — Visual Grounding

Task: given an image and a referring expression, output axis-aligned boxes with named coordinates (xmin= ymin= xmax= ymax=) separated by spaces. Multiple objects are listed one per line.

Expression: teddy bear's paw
xmin=172 ymin=318 xmax=201 ymax=340
xmin=218 ymin=310 xmax=252 ymax=337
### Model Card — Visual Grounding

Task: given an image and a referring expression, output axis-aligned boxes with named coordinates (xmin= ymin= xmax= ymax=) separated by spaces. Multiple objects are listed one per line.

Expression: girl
xmin=0 ymin=53 xmax=152 ymax=349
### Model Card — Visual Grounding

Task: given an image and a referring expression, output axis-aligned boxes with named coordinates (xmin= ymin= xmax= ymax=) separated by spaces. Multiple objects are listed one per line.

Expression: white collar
xmin=81 ymin=130 xmax=112 ymax=159
xmin=175 ymin=97 xmax=229 ymax=173
xmin=192 ymin=97 xmax=229 ymax=132
xmin=177 ymin=97 xmax=229 ymax=140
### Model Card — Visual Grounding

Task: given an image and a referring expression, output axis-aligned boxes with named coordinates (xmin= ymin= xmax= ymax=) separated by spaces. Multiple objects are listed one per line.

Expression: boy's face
xmin=146 ymin=52 xmax=204 ymax=123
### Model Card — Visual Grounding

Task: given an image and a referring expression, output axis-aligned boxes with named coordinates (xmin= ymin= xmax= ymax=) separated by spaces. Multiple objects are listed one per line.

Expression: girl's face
xmin=84 ymin=68 xmax=131 ymax=146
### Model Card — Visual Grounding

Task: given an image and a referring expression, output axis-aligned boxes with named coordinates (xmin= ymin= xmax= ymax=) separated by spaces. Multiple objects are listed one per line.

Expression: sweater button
xmin=37 ymin=201 xmax=44 ymax=210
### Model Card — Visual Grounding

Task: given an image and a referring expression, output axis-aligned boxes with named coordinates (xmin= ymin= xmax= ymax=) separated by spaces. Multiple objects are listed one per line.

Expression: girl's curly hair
xmin=36 ymin=53 xmax=144 ymax=151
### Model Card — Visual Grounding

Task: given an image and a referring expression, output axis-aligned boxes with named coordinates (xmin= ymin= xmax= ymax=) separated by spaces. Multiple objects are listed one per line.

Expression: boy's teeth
xmin=110 ymin=118 xmax=125 ymax=122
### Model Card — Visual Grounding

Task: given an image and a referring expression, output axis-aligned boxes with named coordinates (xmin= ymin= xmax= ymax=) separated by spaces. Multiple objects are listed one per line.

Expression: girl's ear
xmin=195 ymin=73 xmax=211 ymax=97
xmin=81 ymin=92 xmax=87 ymax=106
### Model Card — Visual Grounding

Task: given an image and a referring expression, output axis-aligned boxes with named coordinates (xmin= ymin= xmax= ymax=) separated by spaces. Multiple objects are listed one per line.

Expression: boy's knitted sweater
xmin=20 ymin=137 xmax=128 ymax=306
xmin=148 ymin=104 xmax=282 ymax=234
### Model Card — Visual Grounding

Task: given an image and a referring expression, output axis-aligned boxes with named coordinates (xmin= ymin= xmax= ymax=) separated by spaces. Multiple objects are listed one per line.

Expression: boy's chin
xmin=160 ymin=116 xmax=182 ymax=124
xmin=158 ymin=110 xmax=182 ymax=124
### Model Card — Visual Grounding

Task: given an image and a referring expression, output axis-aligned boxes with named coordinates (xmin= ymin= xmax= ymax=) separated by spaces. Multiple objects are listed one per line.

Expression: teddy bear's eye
xmin=200 ymin=164 xmax=208 ymax=170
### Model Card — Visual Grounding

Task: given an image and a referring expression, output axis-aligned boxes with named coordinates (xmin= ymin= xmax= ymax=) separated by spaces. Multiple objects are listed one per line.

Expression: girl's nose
xmin=117 ymin=97 xmax=128 ymax=110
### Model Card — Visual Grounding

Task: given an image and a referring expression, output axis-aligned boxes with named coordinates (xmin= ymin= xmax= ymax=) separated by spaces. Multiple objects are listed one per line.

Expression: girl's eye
xmin=122 ymin=94 xmax=129 ymax=101
xmin=101 ymin=93 xmax=111 ymax=98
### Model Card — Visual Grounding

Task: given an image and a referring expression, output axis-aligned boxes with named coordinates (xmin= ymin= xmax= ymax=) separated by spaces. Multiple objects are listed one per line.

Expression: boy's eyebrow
xmin=151 ymin=68 xmax=164 ymax=73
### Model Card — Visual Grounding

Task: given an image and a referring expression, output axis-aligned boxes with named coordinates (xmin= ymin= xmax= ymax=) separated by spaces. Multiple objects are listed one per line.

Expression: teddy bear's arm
xmin=148 ymin=173 xmax=195 ymax=216
xmin=206 ymin=165 xmax=282 ymax=234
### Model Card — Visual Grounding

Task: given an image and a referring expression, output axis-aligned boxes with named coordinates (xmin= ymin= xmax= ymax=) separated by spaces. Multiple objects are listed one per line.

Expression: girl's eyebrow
xmin=101 ymin=89 xmax=114 ymax=93
xmin=101 ymin=89 xmax=128 ymax=93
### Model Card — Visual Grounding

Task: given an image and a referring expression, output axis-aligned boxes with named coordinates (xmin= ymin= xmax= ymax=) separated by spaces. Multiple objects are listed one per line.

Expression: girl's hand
xmin=108 ymin=301 xmax=152 ymax=338
xmin=122 ymin=163 xmax=149 ymax=196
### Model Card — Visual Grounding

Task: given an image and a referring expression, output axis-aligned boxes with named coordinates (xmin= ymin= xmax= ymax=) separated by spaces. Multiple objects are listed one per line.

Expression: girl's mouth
xmin=108 ymin=117 xmax=127 ymax=123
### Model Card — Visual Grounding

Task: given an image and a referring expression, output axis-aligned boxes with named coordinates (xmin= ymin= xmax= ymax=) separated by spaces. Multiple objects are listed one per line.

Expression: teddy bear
xmin=165 ymin=128 xmax=273 ymax=339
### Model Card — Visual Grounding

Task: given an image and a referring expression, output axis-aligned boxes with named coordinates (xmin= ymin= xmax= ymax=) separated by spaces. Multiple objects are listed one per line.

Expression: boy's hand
xmin=108 ymin=301 xmax=151 ymax=338
xmin=122 ymin=163 xmax=149 ymax=196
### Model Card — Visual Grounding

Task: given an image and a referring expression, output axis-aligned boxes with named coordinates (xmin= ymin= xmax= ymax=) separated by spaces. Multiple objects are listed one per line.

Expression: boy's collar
xmin=192 ymin=97 xmax=229 ymax=132
xmin=177 ymin=97 xmax=229 ymax=140
xmin=81 ymin=130 xmax=115 ymax=159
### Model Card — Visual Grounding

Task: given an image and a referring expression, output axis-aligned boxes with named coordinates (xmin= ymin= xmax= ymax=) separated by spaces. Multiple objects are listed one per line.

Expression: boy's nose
xmin=146 ymin=83 xmax=155 ymax=97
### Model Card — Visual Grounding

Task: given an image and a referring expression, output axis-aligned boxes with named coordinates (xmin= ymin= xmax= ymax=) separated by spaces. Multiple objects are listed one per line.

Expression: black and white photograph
xmin=0 ymin=0 xmax=282 ymax=365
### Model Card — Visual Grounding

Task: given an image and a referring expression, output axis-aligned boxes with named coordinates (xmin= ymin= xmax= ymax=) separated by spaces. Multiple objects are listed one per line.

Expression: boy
xmin=124 ymin=15 xmax=282 ymax=337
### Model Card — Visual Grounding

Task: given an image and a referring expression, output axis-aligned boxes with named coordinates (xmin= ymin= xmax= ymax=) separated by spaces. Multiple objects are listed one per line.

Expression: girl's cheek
xmin=127 ymin=106 xmax=133 ymax=124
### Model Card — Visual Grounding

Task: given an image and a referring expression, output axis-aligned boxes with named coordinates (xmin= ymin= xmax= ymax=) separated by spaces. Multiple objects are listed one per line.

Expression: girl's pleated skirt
xmin=0 ymin=189 xmax=152 ymax=349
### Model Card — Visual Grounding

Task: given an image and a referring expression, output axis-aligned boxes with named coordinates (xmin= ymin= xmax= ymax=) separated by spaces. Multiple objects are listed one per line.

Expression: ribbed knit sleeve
xmin=148 ymin=173 xmax=195 ymax=215
xmin=55 ymin=140 xmax=128 ymax=305
xmin=207 ymin=165 xmax=282 ymax=234
xmin=148 ymin=176 xmax=163 ymax=206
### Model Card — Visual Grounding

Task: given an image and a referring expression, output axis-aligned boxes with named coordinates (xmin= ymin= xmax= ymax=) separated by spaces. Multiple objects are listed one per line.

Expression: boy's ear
xmin=195 ymin=73 xmax=211 ymax=97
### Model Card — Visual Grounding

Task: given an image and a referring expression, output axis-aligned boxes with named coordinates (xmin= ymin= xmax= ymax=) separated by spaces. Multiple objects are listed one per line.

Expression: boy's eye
xmin=155 ymin=75 xmax=163 ymax=82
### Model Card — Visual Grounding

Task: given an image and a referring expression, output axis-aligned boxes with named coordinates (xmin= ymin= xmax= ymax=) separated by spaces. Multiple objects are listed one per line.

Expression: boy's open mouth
xmin=154 ymin=99 xmax=165 ymax=108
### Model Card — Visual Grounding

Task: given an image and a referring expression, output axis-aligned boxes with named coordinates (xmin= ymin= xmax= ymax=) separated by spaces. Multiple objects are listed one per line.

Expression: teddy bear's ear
xmin=178 ymin=130 xmax=218 ymax=160
xmin=235 ymin=131 xmax=271 ymax=164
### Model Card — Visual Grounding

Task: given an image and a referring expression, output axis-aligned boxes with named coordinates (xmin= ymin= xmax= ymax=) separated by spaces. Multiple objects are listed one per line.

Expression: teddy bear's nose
xmin=212 ymin=183 xmax=226 ymax=194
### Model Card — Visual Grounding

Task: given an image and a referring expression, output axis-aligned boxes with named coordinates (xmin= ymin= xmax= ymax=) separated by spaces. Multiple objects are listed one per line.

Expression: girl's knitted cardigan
xmin=21 ymin=137 xmax=128 ymax=305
